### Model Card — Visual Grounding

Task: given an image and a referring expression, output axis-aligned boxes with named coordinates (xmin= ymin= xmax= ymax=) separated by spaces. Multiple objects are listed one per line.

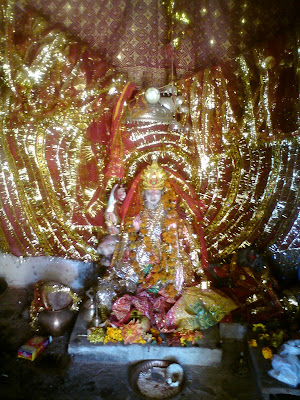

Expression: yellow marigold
xmin=129 ymin=232 xmax=138 ymax=242
xmin=104 ymin=326 xmax=123 ymax=343
xmin=262 ymin=347 xmax=273 ymax=360
xmin=162 ymin=232 xmax=176 ymax=244
xmin=252 ymin=323 xmax=266 ymax=332
xmin=143 ymin=236 xmax=151 ymax=247
xmin=248 ymin=339 xmax=258 ymax=348
xmin=258 ymin=333 xmax=270 ymax=341
xmin=168 ymin=209 xmax=177 ymax=217
xmin=147 ymin=272 xmax=160 ymax=287
xmin=162 ymin=189 xmax=175 ymax=199
xmin=135 ymin=338 xmax=147 ymax=344
xmin=180 ymin=337 xmax=186 ymax=346
xmin=149 ymin=255 xmax=157 ymax=265
xmin=132 ymin=261 xmax=140 ymax=274
xmin=165 ymin=217 xmax=177 ymax=226
xmin=160 ymin=259 xmax=167 ymax=271
xmin=167 ymin=260 xmax=177 ymax=268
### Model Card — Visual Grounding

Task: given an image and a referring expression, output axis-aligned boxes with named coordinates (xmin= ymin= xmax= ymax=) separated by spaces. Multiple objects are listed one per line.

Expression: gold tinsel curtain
xmin=0 ymin=0 xmax=299 ymax=267
xmin=117 ymin=47 xmax=300 ymax=262
xmin=0 ymin=0 xmax=133 ymax=262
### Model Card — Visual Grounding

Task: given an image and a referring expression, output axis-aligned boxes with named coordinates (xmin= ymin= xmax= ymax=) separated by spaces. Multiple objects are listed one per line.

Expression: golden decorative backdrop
xmin=0 ymin=0 xmax=299 ymax=273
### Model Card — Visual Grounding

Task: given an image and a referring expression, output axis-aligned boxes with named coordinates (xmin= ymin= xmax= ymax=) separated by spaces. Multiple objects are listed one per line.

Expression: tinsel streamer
xmin=161 ymin=0 xmax=192 ymax=50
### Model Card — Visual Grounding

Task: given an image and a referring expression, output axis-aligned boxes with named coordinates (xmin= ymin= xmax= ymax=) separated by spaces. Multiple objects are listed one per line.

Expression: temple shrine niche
xmin=0 ymin=0 xmax=299 ymax=398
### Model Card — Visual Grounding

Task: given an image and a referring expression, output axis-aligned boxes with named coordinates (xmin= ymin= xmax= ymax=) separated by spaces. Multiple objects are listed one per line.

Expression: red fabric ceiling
xmin=18 ymin=0 xmax=299 ymax=87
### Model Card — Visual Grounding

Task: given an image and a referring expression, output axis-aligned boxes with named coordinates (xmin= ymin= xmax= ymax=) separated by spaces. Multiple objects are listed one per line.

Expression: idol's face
xmin=98 ymin=237 xmax=117 ymax=256
xmin=116 ymin=187 xmax=126 ymax=202
xmin=144 ymin=189 xmax=162 ymax=210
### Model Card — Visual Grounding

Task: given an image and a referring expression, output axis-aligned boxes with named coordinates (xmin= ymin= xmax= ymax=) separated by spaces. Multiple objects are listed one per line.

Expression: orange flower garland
xmin=124 ymin=181 xmax=181 ymax=297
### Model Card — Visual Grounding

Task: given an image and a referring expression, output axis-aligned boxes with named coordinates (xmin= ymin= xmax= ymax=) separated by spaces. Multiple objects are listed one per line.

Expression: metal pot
xmin=38 ymin=308 xmax=75 ymax=337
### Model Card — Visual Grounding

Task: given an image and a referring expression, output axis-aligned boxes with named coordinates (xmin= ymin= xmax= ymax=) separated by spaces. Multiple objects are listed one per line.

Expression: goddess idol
xmin=106 ymin=159 xmax=237 ymax=333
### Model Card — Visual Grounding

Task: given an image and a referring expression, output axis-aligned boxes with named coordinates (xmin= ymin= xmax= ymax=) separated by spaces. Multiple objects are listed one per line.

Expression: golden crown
xmin=142 ymin=160 xmax=167 ymax=190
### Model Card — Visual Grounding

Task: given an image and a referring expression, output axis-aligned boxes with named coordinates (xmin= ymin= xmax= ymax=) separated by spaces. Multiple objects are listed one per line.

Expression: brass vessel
xmin=38 ymin=308 xmax=74 ymax=337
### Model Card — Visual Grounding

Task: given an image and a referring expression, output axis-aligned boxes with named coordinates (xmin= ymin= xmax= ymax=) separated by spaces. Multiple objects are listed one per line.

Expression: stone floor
xmin=0 ymin=286 xmax=297 ymax=400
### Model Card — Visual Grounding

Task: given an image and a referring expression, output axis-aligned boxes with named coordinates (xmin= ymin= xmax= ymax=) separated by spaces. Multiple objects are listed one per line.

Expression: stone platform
xmin=66 ymin=311 xmax=261 ymax=399
xmin=0 ymin=286 xmax=260 ymax=400
xmin=68 ymin=309 xmax=223 ymax=367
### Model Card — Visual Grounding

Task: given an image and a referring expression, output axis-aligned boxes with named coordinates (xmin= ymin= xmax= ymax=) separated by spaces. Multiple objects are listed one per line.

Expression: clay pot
xmin=38 ymin=308 xmax=75 ymax=337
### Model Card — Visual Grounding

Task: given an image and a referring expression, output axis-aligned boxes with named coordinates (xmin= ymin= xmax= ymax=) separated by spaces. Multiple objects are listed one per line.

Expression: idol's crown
xmin=142 ymin=159 xmax=167 ymax=190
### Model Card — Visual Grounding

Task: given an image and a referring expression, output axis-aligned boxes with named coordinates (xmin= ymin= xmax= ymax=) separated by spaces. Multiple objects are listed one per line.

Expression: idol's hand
xmin=123 ymin=249 xmax=130 ymax=261
xmin=108 ymin=226 xmax=119 ymax=235
xmin=133 ymin=215 xmax=141 ymax=232
xmin=105 ymin=211 xmax=118 ymax=224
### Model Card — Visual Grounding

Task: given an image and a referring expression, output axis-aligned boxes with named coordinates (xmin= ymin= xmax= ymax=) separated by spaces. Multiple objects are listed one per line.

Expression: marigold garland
xmin=87 ymin=322 xmax=205 ymax=346
xmin=87 ymin=321 xmax=163 ymax=345
xmin=124 ymin=181 xmax=182 ymax=297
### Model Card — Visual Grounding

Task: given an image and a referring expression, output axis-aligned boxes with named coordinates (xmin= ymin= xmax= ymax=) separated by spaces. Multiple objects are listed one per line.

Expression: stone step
xmin=69 ymin=341 xmax=223 ymax=366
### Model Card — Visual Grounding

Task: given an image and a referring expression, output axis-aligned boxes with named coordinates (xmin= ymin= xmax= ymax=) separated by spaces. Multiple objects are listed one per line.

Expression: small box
xmin=18 ymin=336 xmax=52 ymax=361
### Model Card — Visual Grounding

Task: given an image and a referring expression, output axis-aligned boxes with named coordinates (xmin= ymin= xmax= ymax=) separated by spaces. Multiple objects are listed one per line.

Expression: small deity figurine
xmin=105 ymin=159 xmax=237 ymax=333
xmin=97 ymin=235 xmax=118 ymax=267
xmin=105 ymin=182 xmax=127 ymax=235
